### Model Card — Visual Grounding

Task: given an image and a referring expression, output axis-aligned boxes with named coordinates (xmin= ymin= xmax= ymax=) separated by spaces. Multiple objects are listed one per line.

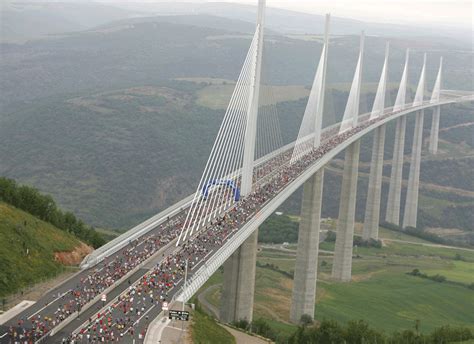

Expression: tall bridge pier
xmin=429 ymin=106 xmax=440 ymax=154
xmin=386 ymin=49 xmax=409 ymax=226
xmin=220 ymin=230 xmax=259 ymax=322
xmin=290 ymin=171 xmax=324 ymax=323
xmin=219 ymin=0 xmax=265 ymax=324
xmin=362 ymin=124 xmax=386 ymax=240
xmin=332 ymin=31 xmax=365 ymax=282
xmin=362 ymin=42 xmax=389 ymax=240
xmin=332 ymin=141 xmax=360 ymax=281
xmin=403 ymin=54 xmax=427 ymax=228
xmin=403 ymin=110 xmax=424 ymax=228
xmin=385 ymin=116 xmax=407 ymax=225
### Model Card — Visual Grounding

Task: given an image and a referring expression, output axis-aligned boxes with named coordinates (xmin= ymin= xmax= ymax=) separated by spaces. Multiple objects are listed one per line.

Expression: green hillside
xmin=0 ymin=202 xmax=86 ymax=297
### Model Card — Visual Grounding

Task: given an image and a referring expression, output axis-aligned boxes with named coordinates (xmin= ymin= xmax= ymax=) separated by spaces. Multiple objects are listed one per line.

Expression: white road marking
xmin=0 ymin=332 xmax=8 ymax=339
xmin=27 ymin=289 xmax=72 ymax=320
xmin=133 ymin=305 xmax=156 ymax=326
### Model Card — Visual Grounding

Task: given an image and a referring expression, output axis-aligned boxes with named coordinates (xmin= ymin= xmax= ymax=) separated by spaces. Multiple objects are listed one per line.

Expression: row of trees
xmin=289 ymin=319 xmax=474 ymax=344
xmin=232 ymin=317 xmax=473 ymax=344
xmin=0 ymin=177 xmax=104 ymax=248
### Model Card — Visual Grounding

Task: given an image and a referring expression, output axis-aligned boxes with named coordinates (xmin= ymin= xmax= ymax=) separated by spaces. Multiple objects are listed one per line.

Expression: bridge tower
xmin=362 ymin=42 xmax=389 ymax=240
xmin=403 ymin=53 xmax=427 ymax=229
xmin=332 ymin=32 xmax=365 ymax=282
xmin=385 ymin=49 xmax=409 ymax=226
xmin=429 ymin=57 xmax=443 ymax=154
xmin=290 ymin=13 xmax=330 ymax=324
xmin=220 ymin=0 xmax=265 ymax=324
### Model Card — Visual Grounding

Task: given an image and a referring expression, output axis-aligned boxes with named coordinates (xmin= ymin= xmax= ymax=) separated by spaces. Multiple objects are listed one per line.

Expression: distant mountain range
xmin=114 ymin=2 xmax=472 ymax=41
xmin=2 ymin=1 xmax=471 ymax=44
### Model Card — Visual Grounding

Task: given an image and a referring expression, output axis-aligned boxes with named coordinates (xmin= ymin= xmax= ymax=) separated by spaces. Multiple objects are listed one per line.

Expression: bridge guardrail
xmin=80 ymin=194 xmax=194 ymax=269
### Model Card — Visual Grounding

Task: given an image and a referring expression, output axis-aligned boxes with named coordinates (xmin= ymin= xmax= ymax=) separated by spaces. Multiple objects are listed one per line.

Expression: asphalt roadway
xmin=0 ymin=212 xmax=186 ymax=344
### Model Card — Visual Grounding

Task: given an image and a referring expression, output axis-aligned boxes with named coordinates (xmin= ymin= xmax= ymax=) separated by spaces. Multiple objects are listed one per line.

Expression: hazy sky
xmin=12 ymin=0 xmax=472 ymax=29
xmin=211 ymin=0 xmax=472 ymax=29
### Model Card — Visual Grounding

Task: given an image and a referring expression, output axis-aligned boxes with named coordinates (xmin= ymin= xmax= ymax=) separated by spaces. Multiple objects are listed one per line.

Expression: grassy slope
xmin=191 ymin=307 xmax=236 ymax=344
xmin=198 ymin=227 xmax=474 ymax=341
xmin=0 ymin=202 xmax=81 ymax=297
xmin=195 ymin=83 xmax=310 ymax=110
xmin=314 ymin=269 xmax=473 ymax=333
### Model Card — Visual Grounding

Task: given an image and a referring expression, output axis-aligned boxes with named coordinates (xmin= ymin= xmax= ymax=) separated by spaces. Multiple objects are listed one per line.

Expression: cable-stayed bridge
xmin=1 ymin=0 xmax=473 ymax=343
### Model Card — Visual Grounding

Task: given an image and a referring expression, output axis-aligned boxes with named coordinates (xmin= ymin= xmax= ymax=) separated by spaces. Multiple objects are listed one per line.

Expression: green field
xmin=0 ymin=202 xmax=82 ymax=297
xmin=197 ymin=227 xmax=474 ymax=341
xmin=195 ymin=82 xmax=309 ymax=109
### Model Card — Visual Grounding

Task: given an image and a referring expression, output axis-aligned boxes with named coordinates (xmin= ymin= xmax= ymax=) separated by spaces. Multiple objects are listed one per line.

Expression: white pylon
xmin=393 ymin=49 xmax=409 ymax=112
xmin=370 ymin=42 xmax=389 ymax=119
xmin=240 ymin=0 xmax=265 ymax=197
xmin=290 ymin=14 xmax=330 ymax=163
xmin=413 ymin=53 xmax=427 ymax=106
xmin=429 ymin=57 xmax=443 ymax=155
xmin=430 ymin=57 xmax=443 ymax=104
xmin=339 ymin=32 xmax=365 ymax=134
xmin=313 ymin=14 xmax=331 ymax=147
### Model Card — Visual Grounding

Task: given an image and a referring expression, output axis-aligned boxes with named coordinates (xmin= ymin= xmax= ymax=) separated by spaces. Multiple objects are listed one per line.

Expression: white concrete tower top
xmin=339 ymin=31 xmax=365 ymax=133
xmin=430 ymin=56 xmax=443 ymax=104
xmin=313 ymin=13 xmax=331 ymax=148
xmin=393 ymin=49 xmax=410 ymax=112
xmin=370 ymin=41 xmax=390 ymax=119
xmin=413 ymin=53 xmax=427 ymax=106
xmin=240 ymin=0 xmax=266 ymax=197
xmin=257 ymin=0 xmax=266 ymax=26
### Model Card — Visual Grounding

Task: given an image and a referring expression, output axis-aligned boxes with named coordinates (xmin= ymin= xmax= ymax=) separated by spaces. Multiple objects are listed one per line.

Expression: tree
xmin=300 ymin=314 xmax=313 ymax=327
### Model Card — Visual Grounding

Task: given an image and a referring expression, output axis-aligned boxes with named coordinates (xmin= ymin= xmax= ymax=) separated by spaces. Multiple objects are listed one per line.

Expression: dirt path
xmin=197 ymin=284 xmax=220 ymax=319
xmin=383 ymin=238 xmax=474 ymax=252
xmin=325 ymin=165 xmax=474 ymax=198
xmin=197 ymin=285 xmax=273 ymax=343
xmin=219 ymin=324 xmax=273 ymax=344
xmin=439 ymin=122 xmax=474 ymax=132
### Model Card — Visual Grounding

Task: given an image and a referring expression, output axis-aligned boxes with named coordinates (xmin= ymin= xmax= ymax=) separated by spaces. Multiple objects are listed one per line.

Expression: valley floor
xmin=196 ymin=226 xmax=474 ymax=341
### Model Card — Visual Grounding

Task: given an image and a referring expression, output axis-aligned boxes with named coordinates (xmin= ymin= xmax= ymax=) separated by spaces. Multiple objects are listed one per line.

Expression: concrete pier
xmin=220 ymin=229 xmax=258 ymax=323
xmin=290 ymin=170 xmax=324 ymax=323
xmin=429 ymin=106 xmax=440 ymax=154
xmin=362 ymin=124 xmax=386 ymax=240
xmin=403 ymin=110 xmax=424 ymax=228
xmin=332 ymin=141 xmax=360 ymax=282
xmin=385 ymin=116 xmax=407 ymax=225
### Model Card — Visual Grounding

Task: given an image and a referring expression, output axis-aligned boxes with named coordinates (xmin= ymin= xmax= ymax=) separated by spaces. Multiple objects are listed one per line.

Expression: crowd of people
xmin=7 ymin=215 xmax=186 ymax=344
xmin=8 ymin=111 xmax=389 ymax=344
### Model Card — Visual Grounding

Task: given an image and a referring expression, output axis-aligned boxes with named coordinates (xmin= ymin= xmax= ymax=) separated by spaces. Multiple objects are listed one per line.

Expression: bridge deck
xmin=1 ymin=94 xmax=472 ymax=344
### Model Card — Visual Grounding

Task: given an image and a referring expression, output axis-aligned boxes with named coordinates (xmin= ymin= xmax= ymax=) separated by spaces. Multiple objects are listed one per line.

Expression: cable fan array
xmin=254 ymin=85 xmax=285 ymax=181
xmin=255 ymin=87 xmax=284 ymax=161
xmin=290 ymin=45 xmax=326 ymax=164
xmin=177 ymin=30 xmax=259 ymax=245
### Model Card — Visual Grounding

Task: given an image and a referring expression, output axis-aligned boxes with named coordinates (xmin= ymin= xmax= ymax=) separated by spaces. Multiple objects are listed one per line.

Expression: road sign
xmin=168 ymin=310 xmax=189 ymax=321
xmin=101 ymin=294 xmax=107 ymax=302
xmin=162 ymin=302 xmax=169 ymax=311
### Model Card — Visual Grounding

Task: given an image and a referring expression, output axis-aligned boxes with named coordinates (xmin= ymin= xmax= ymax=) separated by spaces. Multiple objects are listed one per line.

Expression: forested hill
xmin=1 ymin=16 xmax=472 ymax=109
xmin=0 ymin=177 xmax=104 ymax=248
